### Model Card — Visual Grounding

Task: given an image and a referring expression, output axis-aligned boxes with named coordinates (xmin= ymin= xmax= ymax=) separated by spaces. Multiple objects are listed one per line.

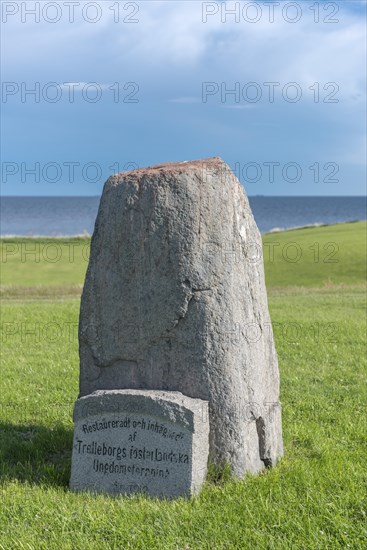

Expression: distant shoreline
xmin=1 ymin=195 xmax=366 ymax=198
xmin=2 ymin=196 xmax=365 ymax=236
xmin=0 ymin=219 xmax=365 ymax=239
xmin=266 ymin=219 xmax=364 ymax=234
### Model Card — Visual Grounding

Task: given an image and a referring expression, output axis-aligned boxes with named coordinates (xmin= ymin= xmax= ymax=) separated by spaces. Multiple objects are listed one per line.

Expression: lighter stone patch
xmin=240 ymin=225 xmax=247 ymax=240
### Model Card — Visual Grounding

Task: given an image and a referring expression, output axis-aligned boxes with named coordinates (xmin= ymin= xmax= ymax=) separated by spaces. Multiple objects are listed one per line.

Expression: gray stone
xmin=79 ymin=157 xmax=283 ymax=476
xmin=70 ymin=390 xmax=209 ymax=498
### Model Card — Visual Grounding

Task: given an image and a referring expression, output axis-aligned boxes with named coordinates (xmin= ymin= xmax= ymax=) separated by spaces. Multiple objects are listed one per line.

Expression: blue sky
xmin=1 ymin=0 xmax=366 ymax=196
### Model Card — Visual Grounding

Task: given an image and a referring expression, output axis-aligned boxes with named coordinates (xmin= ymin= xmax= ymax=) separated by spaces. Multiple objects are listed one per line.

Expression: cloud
xmin=1 ymin=0 xmax=365 ymax=196
xmin=2 ymin=1 xmax=365 ymax=104
xmin=222 ymin=105 xmax=254 ymax=110
xmin=59 ymin=83 xmax=111 ymax=90
xmin=168 ymin=97 xmax=201 ymax=104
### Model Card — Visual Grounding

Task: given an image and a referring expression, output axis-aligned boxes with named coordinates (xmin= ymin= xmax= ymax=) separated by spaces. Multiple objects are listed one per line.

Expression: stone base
xmin=70 ymin=390 xmax=209 ymax=498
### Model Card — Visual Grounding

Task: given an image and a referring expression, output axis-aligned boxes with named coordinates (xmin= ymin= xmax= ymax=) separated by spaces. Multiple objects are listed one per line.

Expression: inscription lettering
xmin=76 ymin=440 xmax=189 ymax=465
xmin=70 ymin=392 xmax=209 ymax=498
xmin=93 ymin=460 xmax=170 ymax=478
xmin=82 ymin=415 xmax=185 ymax=441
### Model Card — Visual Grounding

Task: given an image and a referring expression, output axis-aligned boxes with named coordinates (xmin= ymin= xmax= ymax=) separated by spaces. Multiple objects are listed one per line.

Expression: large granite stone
xmin=70 ymin=390 xmax=209 ymax=498
xmin=79 ymin=157 xmax=283 ymax=476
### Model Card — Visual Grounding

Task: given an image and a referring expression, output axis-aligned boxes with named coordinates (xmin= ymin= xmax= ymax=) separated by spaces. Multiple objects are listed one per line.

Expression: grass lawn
xmin=0 ymin=222 xmax=366 ymax=549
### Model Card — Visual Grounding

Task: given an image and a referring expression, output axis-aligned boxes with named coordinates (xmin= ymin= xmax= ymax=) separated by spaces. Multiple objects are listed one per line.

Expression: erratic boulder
xmin=79 ymin=157 xmax=283 ymax=476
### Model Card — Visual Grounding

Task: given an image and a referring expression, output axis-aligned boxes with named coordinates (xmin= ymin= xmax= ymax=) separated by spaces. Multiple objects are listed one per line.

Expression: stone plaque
xmin=70 ymin=390 xmax=209 ymax=498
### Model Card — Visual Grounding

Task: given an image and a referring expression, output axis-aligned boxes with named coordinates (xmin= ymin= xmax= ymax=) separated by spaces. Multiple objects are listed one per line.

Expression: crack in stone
xmin=192 ymin=288 xmax=212 ymax=292
xmin=255 ymin=416 xmax=272 ymax=468
xmin=172 ymin=293 xmax=194 ymax=328
xmin=171 ymin=286 xmax=214 ymax=327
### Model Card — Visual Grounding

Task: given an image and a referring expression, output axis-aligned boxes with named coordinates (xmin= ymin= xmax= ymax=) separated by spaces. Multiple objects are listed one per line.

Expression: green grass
xmin=262 ymin=221 xmax=366 ymax=288
xmin=0 ymin=237 xmax=89 ymax=288
xmin=0 ymin=222 xmax=366 ymax=549
xmin=1 ymin=221 xmax=365 ymax=292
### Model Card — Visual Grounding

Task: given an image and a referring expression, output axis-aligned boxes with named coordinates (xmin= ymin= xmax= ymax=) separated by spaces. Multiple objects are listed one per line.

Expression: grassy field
xmin=0 ymin=222 xmax=366 ymax=549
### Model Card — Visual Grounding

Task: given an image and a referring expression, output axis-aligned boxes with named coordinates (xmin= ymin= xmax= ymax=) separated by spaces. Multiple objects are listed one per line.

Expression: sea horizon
xmin=1 ymin=195 xmax=366 ymax=237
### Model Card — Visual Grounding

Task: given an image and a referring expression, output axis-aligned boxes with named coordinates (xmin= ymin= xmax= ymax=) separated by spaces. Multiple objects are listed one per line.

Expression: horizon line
xmin=1 ymin=195 xmax=366 ymax=199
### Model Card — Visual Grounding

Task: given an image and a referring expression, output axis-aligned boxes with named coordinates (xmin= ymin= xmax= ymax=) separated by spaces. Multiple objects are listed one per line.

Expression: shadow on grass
xmin=0 ymin=422 xmax=73 ymax=487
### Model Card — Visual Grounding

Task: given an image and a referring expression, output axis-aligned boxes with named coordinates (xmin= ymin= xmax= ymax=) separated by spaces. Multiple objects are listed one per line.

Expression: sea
xmin=0 ymin=196 xmax=366 ymax=236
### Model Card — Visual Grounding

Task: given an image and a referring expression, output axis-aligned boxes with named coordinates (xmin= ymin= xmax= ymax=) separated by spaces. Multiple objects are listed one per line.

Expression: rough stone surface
xmin=70 ymin=390 xmax=209 ymax=498
xmin=79 ymin=157 xmax=283 ymax=476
